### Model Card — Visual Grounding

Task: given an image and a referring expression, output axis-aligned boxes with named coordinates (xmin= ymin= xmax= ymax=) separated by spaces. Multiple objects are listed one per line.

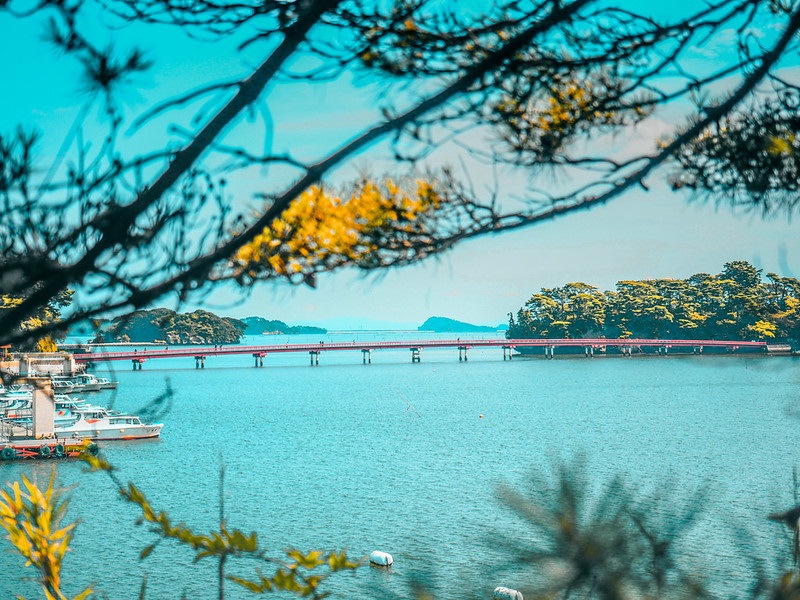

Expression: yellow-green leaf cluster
xmin=1 ymin=289 xmax=73 ymax=351
xmin=88 ymin=458 xmax=361 ymax=599
xmin=748 ymin=319 xmax=777 ymax=339
xmin=0 ymin=474 xmax=91 ymax=600
xmin=230 ymin=549 xmax=361 ymax=597
xmin=495 ymin=77 xmax=650 ymax=161
xmin=234 ymin=179 xmax=441 ymax=282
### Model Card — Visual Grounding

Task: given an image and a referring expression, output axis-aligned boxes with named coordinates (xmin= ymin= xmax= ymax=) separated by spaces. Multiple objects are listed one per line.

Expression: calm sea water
xmin=1 ymin=334 xmax=799 ymax=599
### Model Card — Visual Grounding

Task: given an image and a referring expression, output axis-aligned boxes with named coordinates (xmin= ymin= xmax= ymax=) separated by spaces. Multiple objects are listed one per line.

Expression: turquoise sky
xmin=1 ymin=2 xmax=798 ymax=329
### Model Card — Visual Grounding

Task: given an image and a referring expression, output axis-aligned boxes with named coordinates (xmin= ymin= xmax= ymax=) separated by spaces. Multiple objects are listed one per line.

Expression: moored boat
xmin=58 ymin=405 xmax=163 ymax=440
xmin=1 ymin=395 xmax=162 ymax=441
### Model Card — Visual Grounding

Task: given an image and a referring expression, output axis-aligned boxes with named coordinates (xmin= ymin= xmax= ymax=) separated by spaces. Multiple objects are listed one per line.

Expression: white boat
xmin=0 ymin=391 xmax=33 ymax=416
xmin=66 ymin=374 xmax=102 ymax=392
xmin=50 ymin=379 xmax=77 ymax=394
xmin=62 ymin=374 xmax=117 ymax=392
xmin=94 ymin=377 xmax=118 ymax=390
xmin=2 ymin=384 xmax=33 ymax=395
xmin=57 ymin=405 xmax=163 ymax=440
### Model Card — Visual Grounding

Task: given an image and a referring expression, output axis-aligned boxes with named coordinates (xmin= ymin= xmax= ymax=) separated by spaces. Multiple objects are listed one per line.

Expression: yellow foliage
xmin=234 ymin=180 xmax=441 ymax=281
xmin=37 ymin=337 xmax=58 ymax=353
xmin=536 ymin=83 xmax=616 ymax=133
xmin=1 ymin=295 xmax=24 ymax=308
xmin=748 ymin=319 xmax=777 ymax=339
xmin=767 ymin=134 xmax=796 ymax=156
xmin=0 ymin=474 xmax=91 ymax=600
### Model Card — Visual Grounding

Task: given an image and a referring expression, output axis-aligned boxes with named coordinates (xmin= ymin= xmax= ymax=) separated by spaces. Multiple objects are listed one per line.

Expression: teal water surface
xmin=1 ymin=337 xmax=799 ymax=598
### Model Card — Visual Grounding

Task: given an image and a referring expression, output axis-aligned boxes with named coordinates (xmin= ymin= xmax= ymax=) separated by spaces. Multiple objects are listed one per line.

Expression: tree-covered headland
xmin=507 ymin=261 xmax=800 ymax=342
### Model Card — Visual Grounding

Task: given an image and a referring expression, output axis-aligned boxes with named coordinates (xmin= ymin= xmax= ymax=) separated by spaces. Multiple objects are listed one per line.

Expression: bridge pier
xmin=584 ymin=346 xmax=594 ymax=358
xmin=132 ymin=359 xmax=144 ymax=370
xmin=410 ymin=347 xmax=421 ymax=363
xmin=544 ymin=345 xmax=555 ymax=360
xmin=194 ymin=355 xmax=206 ymax=369
xmin=693 ymin=346 xmax=703 ymax=355
xmin=502 ymin=346 xmax=513 ymax=361
xmin=309 ymin=351 xmax=320 ymax=366
xmin=361 ymin=349 xmax=371 ymax=364
xmin=253 ymin=352 xmax=265 ymax=367
xmin=458 ymin=346 xmax=468 ymax=362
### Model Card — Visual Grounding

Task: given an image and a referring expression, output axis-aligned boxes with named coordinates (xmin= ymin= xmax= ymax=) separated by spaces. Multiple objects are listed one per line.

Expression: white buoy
xmin=369 ymin=550 xmax=393 ymax=567
xmin=493 ymin=587 xmax=523 ymax=600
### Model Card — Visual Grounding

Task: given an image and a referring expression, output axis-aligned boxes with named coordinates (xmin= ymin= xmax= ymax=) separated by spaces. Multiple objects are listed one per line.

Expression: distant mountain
xmin=418 ymin=316 xmax=507 ymax=333
xmin=240 ymin=316 xmax=327 ymax=336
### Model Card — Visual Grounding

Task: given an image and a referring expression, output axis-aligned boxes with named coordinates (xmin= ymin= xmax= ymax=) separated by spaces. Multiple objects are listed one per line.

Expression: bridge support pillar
xmin=253 ymin=353 xmax=265 ymax=367
xmin=693 ymin=346 xmax=702 ymax=355
xmin=309 ymin=351 xmax=319 ymax=366
xmin=458 ymin=346 xmax=468 ymax=362
xmin=194 ymin=356 xmax=206 ymax=369
xmin=410 ymin=347 xmax=421 ymax=363
xmin=361 ymin=349 xmax=371 ymax=364
xmin=584 ymin=346 xmax=594 ymax=358
xmin=545 ymin=345 xmax=555 ymax=360
xmin=132 ymin=359 xmax=144 ymax=370
xmin=502 ymin=346 xmax=513 ymax=361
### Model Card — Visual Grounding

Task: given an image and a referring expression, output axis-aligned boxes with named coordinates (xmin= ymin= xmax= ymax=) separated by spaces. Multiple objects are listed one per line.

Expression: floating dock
xmin=0 ymin=439 xmax=99 ymax=460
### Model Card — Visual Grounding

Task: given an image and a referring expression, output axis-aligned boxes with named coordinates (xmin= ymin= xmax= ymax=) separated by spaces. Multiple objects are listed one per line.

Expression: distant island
xmin=94 ymin=310 xmax=326 ymax=344
xmin=418 ymin=316 xmax=508 ymax=333
xmin=240 ymin=316 xmax=326 ymax=336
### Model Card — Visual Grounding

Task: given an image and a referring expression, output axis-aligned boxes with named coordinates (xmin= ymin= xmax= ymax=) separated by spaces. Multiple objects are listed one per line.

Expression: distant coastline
xmin=76 ymin=310 xmax=509 ymax=345
xmin=418 ymin=316 xmax=508 ymax=333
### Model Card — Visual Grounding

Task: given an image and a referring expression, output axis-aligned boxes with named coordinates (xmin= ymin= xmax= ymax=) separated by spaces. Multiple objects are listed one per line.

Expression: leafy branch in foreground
xmin=492 ymin=457 xmax=708 ymax=600
xmin=3 ymin=1 xmax=800 ymax=349
xmin=5 ymin=454 xmax=800 ymax=599
xmin=0 ymin=473 xmax=92 ymax=600
xmin=81 ymin=453 xmax=361 ymax=599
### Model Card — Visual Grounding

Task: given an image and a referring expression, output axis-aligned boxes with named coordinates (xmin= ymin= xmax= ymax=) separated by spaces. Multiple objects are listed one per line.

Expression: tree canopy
xmin=1 ymin=1 xmax=799 ymax=347
xmin=507 ymin=260 xmax=800 ymax=341
xmin=0 ymin=289 xmax=73 ymax=352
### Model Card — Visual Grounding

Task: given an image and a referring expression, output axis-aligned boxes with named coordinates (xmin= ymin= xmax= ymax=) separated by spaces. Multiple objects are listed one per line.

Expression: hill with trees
xmin=100 ymin=309 xmax=246 ymax=345
xmin=507 ymin=261 xmax=800 ymax=342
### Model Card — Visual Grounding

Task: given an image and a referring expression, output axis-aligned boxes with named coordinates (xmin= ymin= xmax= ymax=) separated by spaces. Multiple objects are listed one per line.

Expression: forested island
xmin=95 ymin=310 xmax=326 ymax=344
xmin=98 ymin=309 xmax=245 ymax=344
xmin=507 ymin=261 xmax=800 ymax=342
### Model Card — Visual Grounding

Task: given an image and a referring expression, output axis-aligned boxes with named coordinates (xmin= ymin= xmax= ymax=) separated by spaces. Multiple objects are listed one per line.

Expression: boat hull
xmin=58 ymin=424 xmax=163 ymax=441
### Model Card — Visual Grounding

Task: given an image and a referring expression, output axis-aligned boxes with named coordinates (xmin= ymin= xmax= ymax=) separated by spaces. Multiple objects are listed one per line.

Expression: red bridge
xmin=68 ymin=338 xmax=775 ymax=369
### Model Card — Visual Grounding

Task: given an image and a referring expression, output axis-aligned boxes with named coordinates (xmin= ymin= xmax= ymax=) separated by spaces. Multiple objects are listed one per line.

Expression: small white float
xmin=493 ymin=587 xmax=523 ymax=600
xmin=369 ymin=550 xmax=393 ymax=567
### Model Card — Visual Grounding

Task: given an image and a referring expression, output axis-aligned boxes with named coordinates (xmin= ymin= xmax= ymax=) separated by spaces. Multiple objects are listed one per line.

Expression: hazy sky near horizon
xmin=1 ymin=1 xmax=798 ymax=330
xmin=206 ymin=189 xmax=798 ymax=329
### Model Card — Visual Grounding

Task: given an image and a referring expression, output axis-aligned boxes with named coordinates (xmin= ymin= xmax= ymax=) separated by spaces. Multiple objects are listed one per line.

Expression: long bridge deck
xmin=69 ymin=338 xmax=774 ymax=368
